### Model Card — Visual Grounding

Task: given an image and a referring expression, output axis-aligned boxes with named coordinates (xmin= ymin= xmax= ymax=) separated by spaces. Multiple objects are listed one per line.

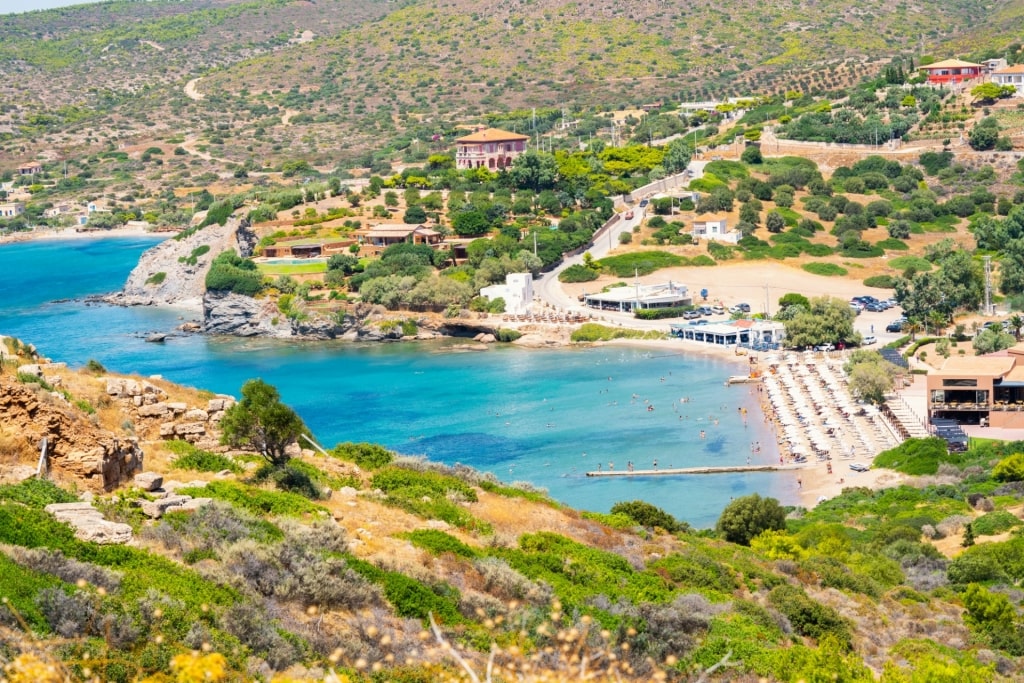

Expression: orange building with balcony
xmin=927 ymin=345 xmax=1024 ymax=428
xmin=922 ymin=59 xmax=983 ymax=84
xmin=455 ymin=128 xmax=529 ymax=170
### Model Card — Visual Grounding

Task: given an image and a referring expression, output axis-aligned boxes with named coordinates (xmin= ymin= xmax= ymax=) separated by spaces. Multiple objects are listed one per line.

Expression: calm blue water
xmin=0 ymin=237 xmax=786 ymax=527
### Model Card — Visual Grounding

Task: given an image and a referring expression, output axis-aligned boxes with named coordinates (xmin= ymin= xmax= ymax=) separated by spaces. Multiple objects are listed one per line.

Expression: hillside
xmin=3 ymin=340 xmax=1024 ymax=681
xmin=1 ymin=0 xmax=1022 ymax=167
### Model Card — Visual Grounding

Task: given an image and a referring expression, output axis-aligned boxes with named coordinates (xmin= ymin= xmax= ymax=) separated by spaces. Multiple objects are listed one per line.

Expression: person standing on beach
xmin=652 ymin=459 xmax=658 ymax=470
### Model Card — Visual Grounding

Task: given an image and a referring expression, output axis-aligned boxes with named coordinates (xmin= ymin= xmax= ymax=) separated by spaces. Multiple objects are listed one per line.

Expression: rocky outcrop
xmin=0 ymin=378 xmax=142 ymax=492
xmin=45 ymin=502 xmax=133 ymax=544
xmin=202 ymin=292 xmax=409 ymax=341
xmin=105 ymin=218 xmax=242 ymax=309
xmin=104 ymin=378 xmax=234 ymax=447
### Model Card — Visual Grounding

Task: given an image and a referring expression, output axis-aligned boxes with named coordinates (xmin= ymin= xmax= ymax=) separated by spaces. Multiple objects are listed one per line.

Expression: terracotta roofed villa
xmin=922 ymin=59 xmax=983 ymax=84
xmin=455 ymin=127 xmax=529 ymax=170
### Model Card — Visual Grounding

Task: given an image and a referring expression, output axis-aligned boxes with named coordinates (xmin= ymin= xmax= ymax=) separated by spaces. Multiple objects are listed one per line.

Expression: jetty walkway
xmin=586 ymin=464 xmax=805 ymax=477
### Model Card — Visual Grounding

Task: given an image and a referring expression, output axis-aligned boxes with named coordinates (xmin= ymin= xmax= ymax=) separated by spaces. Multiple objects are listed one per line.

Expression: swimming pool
xmin=260 ymin=257 xmax=328 ymax=265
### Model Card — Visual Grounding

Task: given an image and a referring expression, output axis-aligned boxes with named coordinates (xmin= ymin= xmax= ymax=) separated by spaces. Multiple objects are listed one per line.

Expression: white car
xmin=862 ymin=335 xmax=877 ymax=345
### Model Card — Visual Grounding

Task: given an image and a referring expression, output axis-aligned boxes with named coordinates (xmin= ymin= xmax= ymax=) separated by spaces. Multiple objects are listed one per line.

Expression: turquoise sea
xmin=0 ymin=236 xmax=786 ymax=527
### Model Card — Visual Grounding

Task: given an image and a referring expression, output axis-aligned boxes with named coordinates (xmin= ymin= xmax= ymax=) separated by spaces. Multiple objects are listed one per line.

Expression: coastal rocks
xmin=202 ymin=292 xmax=381 ymax=340
xmin=134 ymin=472 xmax=163 ymax=491
xmin=105 ymin=218 xmax=241 ymax=309
xmin=0 ymin=378 xmax=143 ymax=492
xmin=45 ymin=502 xmax=133 ymax=544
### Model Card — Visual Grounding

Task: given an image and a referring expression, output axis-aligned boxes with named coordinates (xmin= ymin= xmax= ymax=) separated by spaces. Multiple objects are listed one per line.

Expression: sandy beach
xmin=0 ymin=224 xmax=166 ymax=246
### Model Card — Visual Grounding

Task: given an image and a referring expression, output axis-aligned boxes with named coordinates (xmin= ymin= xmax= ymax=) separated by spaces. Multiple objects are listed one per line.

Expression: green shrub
xmin=864 ymin=275 xmax=897 ymax=288
xmin=634 ymin=306 xmax=693 ymax=320
xmin=596 ymin=251 xmax=685 ymax=277
xmin=401 ymin=529 xmax=478 ymax=558
xmin=145 ymin=272 xmax=167 ymax=285
xmin=972 ymin=510 xmax=1022 ymax=536
xmin=84 ymin=359 xmax=106 ymax=374
xmin=873 ymin=438 xmax=950 ymax=475
xmin=0 ymin=479 xmax=78 ymax=508
xmin=876 ymin=238 xmax=909 ymax=251
xmin=166 ymin=440 xmax=243 ymax=474
xmin=200 ymin=199 xmax=234 ymax=227
xmin=570 ymin=323 xmax=663 ymax=342
xmin=993 ymin=452 xmax=1024 ymax=482
xmin=768 ymin=584 xmax=852 ymax=648
xmin=609 ymin=500 xmax=686 ymax=532
xmin=370 ymin=467 xmax=488 ymax=532
xmin=178 ymin=481 xmax=326 ymax=516
xmin=205 ymin=251 xmax=264 ymax=296
xmin=802 ymin=262 xmax=848 ymax=277
xmin=690 ymin=254 xmax=717 ymax=266
xmin=347 ymin=556 xmax=463 ymax=624
xmin=888 ymin=255 xmax=933 ymax=272
xmin=330 ymin=442 xmax=394 ymax=470
xmin=648 ymin=552 xmax=737 ymax=593
xmin=561 ymin=264 xmax=598 ymax=282
xmin=495 ymin=328 xmax=523 ymax=342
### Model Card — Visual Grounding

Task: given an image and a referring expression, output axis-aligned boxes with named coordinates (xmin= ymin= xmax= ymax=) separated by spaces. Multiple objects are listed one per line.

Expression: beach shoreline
xmin=0 ymin=225 xmax=169 ymax=246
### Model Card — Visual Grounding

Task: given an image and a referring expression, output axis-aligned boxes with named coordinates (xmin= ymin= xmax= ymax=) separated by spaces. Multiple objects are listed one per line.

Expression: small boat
xmin=726 ymin=375 xmax=761 ymax=385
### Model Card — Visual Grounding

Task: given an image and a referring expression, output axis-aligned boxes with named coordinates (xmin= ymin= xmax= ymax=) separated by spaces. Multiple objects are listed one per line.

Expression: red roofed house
xmin=17 ymin=162 xmax=42 ymax=176
xmin=455 ymin=128 xmax=529 ymax=170
xmin=991 ymin=64 xmax=1024 ymax=95
xmin=922 ymin=59 xmax=983 ymax=84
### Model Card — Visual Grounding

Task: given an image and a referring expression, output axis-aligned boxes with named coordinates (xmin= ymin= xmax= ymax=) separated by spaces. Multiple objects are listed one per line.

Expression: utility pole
xmin=983 ymin=255 xmax=993 ymax=315
xmin=764 ymin=282 xmax=770 ymax=319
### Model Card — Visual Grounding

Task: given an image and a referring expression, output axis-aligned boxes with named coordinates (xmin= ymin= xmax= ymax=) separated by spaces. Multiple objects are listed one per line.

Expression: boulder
xmin=479 ymin=333 xmax=497 ymax=344
xmin=159 ymin=422 xmax=176 ymax=437
xmin=134 ymin=472 xmax=164 ymax=491
xmin=175 ymin=497 xmax=213 ymax=512
xmin=174 ymin=422 xmax=206 ymax=436
xmin=137 ymin=402 xmax=170 ymax=418
xmin=166 ymin=402 xmax=188 ymax=414
xmin=184 ymin=409 xmax=209 ymax=422
xmin=44 ymin=502 xmax=132 ymax=544
xmin=18 ymin=364 xmax=43 ymax=377
xmin=140 ymin=495 xmax=192 ymax=518
xmin=207 ymin=398 xmax=226 ymax=412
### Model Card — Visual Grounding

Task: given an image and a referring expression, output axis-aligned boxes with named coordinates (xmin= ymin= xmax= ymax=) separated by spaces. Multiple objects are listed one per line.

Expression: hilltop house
xmin=691 ymin=215 xmax=740 ymax=244
xmin=17 ymin=162 xmax=42 ymax=176
xmin=922 ymin=59 xmax=983 ymax=84
xmin=991 ymin=64 xmax=1024 ymax=95
xmin=455 ymin=128 xmax=529 ymax=170
xmin=262 ymin=237 xmax=353 ymax=259
xmin=363 ymin=224 xmax=442 ymax=251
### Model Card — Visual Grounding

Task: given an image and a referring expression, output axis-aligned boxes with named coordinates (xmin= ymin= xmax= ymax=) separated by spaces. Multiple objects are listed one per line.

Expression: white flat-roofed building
xmin=582 ymin=282 xmax=691 ymax=313
xmin=671 ymin=319 xmax=785 ymax=350
xmin=480 ymin=272 xmax=534 ymax=315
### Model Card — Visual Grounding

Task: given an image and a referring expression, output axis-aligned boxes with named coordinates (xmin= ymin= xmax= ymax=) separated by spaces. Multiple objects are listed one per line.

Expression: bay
xmin=0 ymin=236 xmax=786 ymax=527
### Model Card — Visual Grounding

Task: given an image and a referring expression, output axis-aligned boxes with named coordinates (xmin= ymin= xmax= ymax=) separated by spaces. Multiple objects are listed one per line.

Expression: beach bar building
xmin=582 ymin=282 xmax=691 ymax=313
xmin=670 ymin=319 xmax=785 ymax=350
xmin=926 ymin=345 xmax=1024 ymax=428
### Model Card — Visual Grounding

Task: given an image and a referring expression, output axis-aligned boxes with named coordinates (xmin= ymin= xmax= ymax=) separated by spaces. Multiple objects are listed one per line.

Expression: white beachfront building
xmin=670 ymin=319 xmax=786 ymax=350
xmin=991 ymin=64 xmax=1024 ymax=95
xmin=480 ymin=272 xmax=534 ymax=315
xmin=582 ymin=282 xmax=691 ymax=313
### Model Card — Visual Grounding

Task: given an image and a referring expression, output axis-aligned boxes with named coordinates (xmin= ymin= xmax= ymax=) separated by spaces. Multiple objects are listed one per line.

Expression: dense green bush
xmin=0 ymin=479 xmax=78 ymax=508
xmin=993 ymin=452 xmax=1024 ymax=482
xmin=330 ymin=441 xmax=394 ymax=469
xmin=596 ymin=251 xmax=685 ymax=277
xmin=634 ymin=306 xmax=693 ymax=320
xmin=768 ymin=585 xmax=852 ymax=648
xmin=178 ymin=481 xmax=326 ymax=516
xmin=401 ymin=529 xmax=478 ymax=558
xmin=200 ymin=199 xmax=235 ymax=227
xmin=145 ymin=271 xmax=167 ymax=285
xmin=971 ymin=510 xmax=1022 ymax=536
xmin=648 ymin=552 xmax=738 ymax=593
xmin=570 ymin=323 xmax=663 ymax=342
xmin=370 ymin=467 xmax=488 ymax=531
xmin=347 ymin=556 xmax=463 ymax=624
xmin=610 ymin=500 xmax=686 ymax=532
xmin=864 ymin=275 xmax=897 ymax=288
xmin=716 ymin=494 xmax=786 ymax=545
xmin=205 ymin=251 xmax=264 ymax=296
xmin=495 ymin=328 xmax=523 ymax=342
xmin=873 ymin=438 xmax=950 ymax=475
xmin=802 ymin=262 xmax=848 ymax=277
xmin=558 ymin=264 xmax=599 ymax=283
xmin=165 ymin=440 xmax=243 ymax=474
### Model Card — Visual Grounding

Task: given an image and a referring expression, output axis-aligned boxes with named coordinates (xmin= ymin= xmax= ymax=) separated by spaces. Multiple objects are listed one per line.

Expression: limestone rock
xmin=141 ymin=495 xmax=191 ymax=518
xmin=159 ymin=422 xmax=176 ymax=437
xmin=17 ymin=364 xmax=42 ymax=377
xmin=45 ymin=502 xmax=132 ymax=544
xmin=176 ymin=497 xmax=213 ymax=512
xmin=174 ymin=422 xmax=206 ymax=436
xmin=166 ymin=402 xmax=187 ymax=414
xmin=137 ymin=402 xmax=170 ymax=418
xmin=134 ymin=472 xmax=164 ymax=491
xmin=184 ymin=409 xmax=208 ymax=422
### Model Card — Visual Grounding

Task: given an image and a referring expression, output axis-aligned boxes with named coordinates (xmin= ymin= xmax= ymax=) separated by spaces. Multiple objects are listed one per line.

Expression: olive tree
xmin=716 ymin=493 xmax=787 ymax=546
xmin=220 ymin=379 xmax=309 ymax=466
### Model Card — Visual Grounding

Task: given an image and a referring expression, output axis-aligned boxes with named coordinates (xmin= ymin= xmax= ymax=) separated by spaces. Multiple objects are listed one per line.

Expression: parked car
xmin=814 ymin=342 xmax=836 ymax=352
xmin=710 ymin=305 xmax=725 ymax=315
xmin=639 ymin=198 xmax=650 ymax=208
xmin=863 ymin=335 xmax=877 ymax=345
xmin=624 ymin=210 xmax=635 ymax=220
xmin=682 ymin=309 xmax=701 ymax=320
xmin=728 ymin=305 xmax=743 ymax=314
xmin=886 ymin=318 xmax=906 ymax=333
xmin=698 ymin=305 xmax=714 ymax=316
xmin=849 ymin=301 xmax=864 ymax=311
xmin=737 ymin=303 xmax=751 ymax=312
xmin=849 ymin=462 xmax=870 ymax=472
xmin=866 ymin=302 xmax=887 ymax=312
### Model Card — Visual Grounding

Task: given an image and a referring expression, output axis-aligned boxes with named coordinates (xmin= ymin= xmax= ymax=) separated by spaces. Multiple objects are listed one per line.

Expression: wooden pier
xmin=585 ymin=464 xmax=805 ymax=477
